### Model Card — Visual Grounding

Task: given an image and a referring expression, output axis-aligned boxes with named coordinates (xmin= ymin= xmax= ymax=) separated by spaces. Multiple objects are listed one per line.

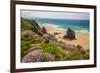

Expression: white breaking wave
xmin=41 ymin=23 xmax=89 ymax=34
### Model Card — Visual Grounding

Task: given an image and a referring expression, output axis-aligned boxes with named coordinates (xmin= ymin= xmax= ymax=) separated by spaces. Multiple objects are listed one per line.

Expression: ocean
xmin=34 ymin=18 xmax=89 ymax=33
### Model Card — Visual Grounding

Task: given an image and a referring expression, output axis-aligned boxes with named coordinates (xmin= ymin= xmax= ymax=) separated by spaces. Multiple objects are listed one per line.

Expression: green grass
xmin=21 ymin=37 xmax=90 ymax=61
xmin=40 ymin=43 xmax=67 ymax=61
xmin=21 ymin=30 xmax=44 ymax=58
xmin=21 ymin=40 xmax=32 ymax=58
xmin=64 ymin=50 xmax=83 ymax=60
xmin=83 ymin=49 xmax=90 ymax=59
xmin=62 ymin=48 xmax=90 ymax=60
xmin=21 ymin=18 xmax=90 ymax=61
xmin=22 ymin=19 xmax=33 ymax=30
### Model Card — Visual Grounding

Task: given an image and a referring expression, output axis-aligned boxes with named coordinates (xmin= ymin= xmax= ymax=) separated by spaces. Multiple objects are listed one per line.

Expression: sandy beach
xmin=41 ymin=25 xmax=89 ymax=50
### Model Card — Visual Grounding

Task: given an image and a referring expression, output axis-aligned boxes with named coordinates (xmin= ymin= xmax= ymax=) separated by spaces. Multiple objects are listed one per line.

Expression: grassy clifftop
xmin=21 ymin=18 xmax=43 ymax=36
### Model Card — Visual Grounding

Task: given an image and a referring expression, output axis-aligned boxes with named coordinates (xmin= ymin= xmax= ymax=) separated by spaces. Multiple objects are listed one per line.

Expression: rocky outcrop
xmin=21 ymin=18 xmax=43 ymax=36
xmin=64 ymin=28 xmax=76 ymax=40
xmin=31 ymin=20 xmax=43 ymax=36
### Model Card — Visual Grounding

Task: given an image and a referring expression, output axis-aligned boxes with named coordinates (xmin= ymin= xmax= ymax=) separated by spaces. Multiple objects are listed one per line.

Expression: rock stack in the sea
xmin=64 ymin=28 xmax=76 ymax=40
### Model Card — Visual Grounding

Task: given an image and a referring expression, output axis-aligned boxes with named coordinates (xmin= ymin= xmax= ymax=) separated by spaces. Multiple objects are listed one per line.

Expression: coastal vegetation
xmin=21 ymin=18 xmax=89 ymax=63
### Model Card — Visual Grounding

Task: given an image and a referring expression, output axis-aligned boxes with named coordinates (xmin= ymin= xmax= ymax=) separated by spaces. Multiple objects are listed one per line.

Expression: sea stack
xmin=64 ymin=28 xmax=76 ymax=40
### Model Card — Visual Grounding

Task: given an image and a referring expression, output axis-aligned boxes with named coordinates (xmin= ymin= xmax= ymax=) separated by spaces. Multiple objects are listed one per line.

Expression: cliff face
xmin=21 ymin=18 xmax=43 ymax=36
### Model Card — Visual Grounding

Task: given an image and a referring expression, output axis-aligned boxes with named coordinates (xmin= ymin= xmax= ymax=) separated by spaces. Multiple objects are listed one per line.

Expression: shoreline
xmin=41 ymin=24 xmax=89 ymax=35
xmin=41 ymin=25 xmax=89 ymax=50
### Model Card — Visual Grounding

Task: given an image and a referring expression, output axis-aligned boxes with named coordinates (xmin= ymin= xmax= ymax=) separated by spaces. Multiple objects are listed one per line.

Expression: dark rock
xmin=54 ymin=32 xmax=61 ymax=35
xmin=64 ymin=28 xmax=76 ymax=40
xmin=31 ymin=20 xmax=43 ymax=36
xmin=21 ymin=18 xmax=43 ymax=36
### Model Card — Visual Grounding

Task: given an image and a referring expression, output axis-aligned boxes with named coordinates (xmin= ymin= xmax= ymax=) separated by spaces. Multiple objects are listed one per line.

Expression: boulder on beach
xmin=64 ymin=28 xmax=76 ymax=40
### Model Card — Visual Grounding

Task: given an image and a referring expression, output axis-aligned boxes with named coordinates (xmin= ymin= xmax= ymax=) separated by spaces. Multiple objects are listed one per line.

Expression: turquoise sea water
xmin=34 ymin=18 xmax=89 ymax=33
